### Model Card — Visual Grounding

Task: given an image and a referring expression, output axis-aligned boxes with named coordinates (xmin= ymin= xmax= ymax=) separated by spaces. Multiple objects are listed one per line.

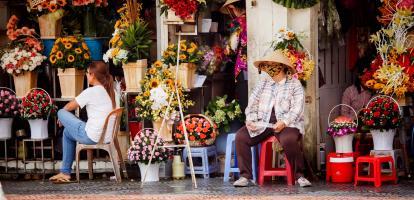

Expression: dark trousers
xmin=235 ymin=126 xmax=305 ymax=180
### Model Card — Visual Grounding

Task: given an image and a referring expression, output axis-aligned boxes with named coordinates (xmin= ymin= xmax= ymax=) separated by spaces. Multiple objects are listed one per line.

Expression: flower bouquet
xmin=205 ymin=95 xmax=243 ymax=133
xmin=27 ymin=0 xmax=66 ymax=38
xmin=0 ymin=88 xmax=21 ymax=139
xmin=1 ymin=15 xmax=46 ymax=97
xmin=134 ymin=61 xmax=193 ymax=141
xmin=327 ymin=115 xmax=357 ymax=153
xmin=199 ymin=45 xmax=225 ymax=75
xmin=127 ymin=128 xmax=170 ymax=182
xmin=162 ymin=40 xmax=204 ymax=89
xmin=21 ymin=88 xmax=56 ymax=139
xmin=271 ymin=28 xmax=315 ymax=86
xmin=360 ymin=96 xmax=401 ymax=150
xmin=160 ymin=0 xmax=206 ymax=22
xmin=174 ymin=114 xmax=217 ymax=147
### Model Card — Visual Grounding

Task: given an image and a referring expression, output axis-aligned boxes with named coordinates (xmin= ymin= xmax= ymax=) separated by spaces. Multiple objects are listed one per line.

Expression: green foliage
xmin=272 ymin=0 xmax=319 ymax=9
xmin=121 ymin=20 xmax=153 ymax=61
xmin=205 ymin=95 xmax=244 ymax=133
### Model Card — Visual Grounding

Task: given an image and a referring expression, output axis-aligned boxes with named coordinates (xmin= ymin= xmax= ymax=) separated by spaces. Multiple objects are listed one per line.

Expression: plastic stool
xmin=223 ymin=133 xmax=257 ymax=182
xmin=354 ymin=156 xmax=397 ymax=187
xmin=183 ymin=145 xmax=218 ymax=178
xmin=258 ymin=136 xmax=294 ymax=186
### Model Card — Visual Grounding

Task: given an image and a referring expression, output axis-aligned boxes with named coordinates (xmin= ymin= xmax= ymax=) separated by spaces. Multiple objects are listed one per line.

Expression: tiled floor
xmin=2 ymin=178 xmax=414 ymax=200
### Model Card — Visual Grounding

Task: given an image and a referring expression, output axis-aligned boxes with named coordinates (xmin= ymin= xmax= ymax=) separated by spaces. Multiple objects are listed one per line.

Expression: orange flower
xmin=84 ymin=53 xmax=90 ymax=59
xmin=67 ymin=55 xmax=75 ymax=63
xmin=202 ymin=128 xmax=209 ymax=133
xmin=175 ymin=133 xmax=182 ymax=139
xmin=75 ymin=48 xmax=82 ymax=54
xmin=200 ymin=134 xmax=206 ymax=139
xmin=56 ymin=51 xmax=63 ymax=59
xmin=48 ymin=3 xmax=58 ymax=13
xmin=64 ymin=43 xmax=72 ymax=50
xmin=189 ymin=136 xmax=196 ymax=141
xmin=189 ymin=123 xmax=195 ymax=129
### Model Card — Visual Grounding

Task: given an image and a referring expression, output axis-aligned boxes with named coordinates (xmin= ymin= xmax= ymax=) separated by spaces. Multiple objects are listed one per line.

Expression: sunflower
xmin=48 ymin=3 xmax=58 ymax=13
xmin=190 ymin=42 xmax=197 ymax=49
xmin=150 ymin=79 xmax=159 ymax=88
xmin=64 ymin=43 xmax=73 ymax=50
xmin=51 ymin=46 xmax=58 ymax=54
xmin=67 ymin=55 xmax=75 ymax=63
xmin=154 ymin=60 xmax=163 ymax=68
xmin=163 ymin=51 xmax=169 ymax=57
xmin=84 ymin=53 xmax=90 ymax=59
xmin=56 ymin=51 xmax=64 ymax=59
xmin=148 ymin=68 xmax=157 ymax=75
xmin=165 ymin=79 xmax=174 ymax=88
xmin=180 ymin=43 xmax=187 ymax=51
xmin=61 ymin=38 xmax=68 ymax=44
xmin=49 ymin=55 xmax=57 ymax=64
xmin=163 ymin=70 xmax=172 ymax=77
xmin=187 ymin=47 xmax=195 ymax=53
xmin=179 ymin=54 xmax=187 ymax=60
xmin=82 ymin=42 xmax=89 ymax=50
xmin=75 ymin=48 xmax=82 ymax=54
xmin=144 ymin=91 xmax=150 ymax=97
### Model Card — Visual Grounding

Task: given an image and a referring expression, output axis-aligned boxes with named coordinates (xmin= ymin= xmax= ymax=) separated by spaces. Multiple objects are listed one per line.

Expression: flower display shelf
xmin=327 ymin=104 xmax=358 ymax=153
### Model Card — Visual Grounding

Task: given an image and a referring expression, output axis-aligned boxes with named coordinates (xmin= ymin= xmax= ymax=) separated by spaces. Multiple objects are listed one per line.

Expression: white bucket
xmin=0 ymin=118 xmax=13 ymax=139
xmin=138 ymin=162 xmax=160 ymax=182
xmin=371 ymin=129 xmax=395 ymax=150
xmin=210 ymin=22 xmax=218 ymax=32
xmin=200 ymin=19 xmax=212 ymax=33
xmin=333 ymin=134 xmax=354 ymax=153
xmin=28 ymin=119 xmax=48 ymax=139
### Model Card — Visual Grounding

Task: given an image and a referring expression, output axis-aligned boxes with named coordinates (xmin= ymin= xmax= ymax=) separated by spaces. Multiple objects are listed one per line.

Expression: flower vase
xmin=13 ymin=71 xmax=38 ymax=98
xmin=152 ymin=120 xmax=173 ymax=142
xmin=57 ymin=68 xmax=85 ymax=98
xmin=28 ymin=119 xmax=48 ymax=139
xmin=371 ymin=129 xmax=396 ymax=150
xmin=138 ymin=162 xmax=160 ymax=182
xmin=333 ymin=134 xmax=354 ymax=153
xmin=38 ymin=9 xmax=64 ymax=38
xmin=178 ymin=63 xmax=197 ymax=89
xmin=0 ymin=118 xmax=13 ymax=139
xmin=83 ymin=6 xmax=97 ymax=37
xmin=122 ymin=60 xmax=147 ymax=92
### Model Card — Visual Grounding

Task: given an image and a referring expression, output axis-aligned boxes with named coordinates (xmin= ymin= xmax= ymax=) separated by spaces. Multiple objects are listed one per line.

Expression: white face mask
xmin=226 ymin=7 xmax=237 ymax=19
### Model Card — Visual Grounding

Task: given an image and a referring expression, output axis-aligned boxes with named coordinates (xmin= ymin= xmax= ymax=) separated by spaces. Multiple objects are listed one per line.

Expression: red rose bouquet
xmin=160 ymin=0 xmax=206 ymax=20
xmin=174 ymin=115 xmax=217 ymax=146
xmin=0 ymin=89 xmax=20 ymax=118
xmin=127 ymin=129 xmax=170 ymax=164
xmin=21 ymin=89 xmax=56 ymax=120
xmin=360 ymin=96 xmax=401 ymax=130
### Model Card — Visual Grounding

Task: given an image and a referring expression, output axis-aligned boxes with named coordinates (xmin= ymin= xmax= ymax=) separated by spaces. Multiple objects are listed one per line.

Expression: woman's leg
xmin=236 ymin=126 xmax=273 ymax=180
xmin=275 ymin=127 xmax=304 ymax=179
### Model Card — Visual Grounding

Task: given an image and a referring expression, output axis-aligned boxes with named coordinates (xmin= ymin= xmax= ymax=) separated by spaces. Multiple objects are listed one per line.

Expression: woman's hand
xmin=57 ymin=120 xmax=63 ymax=128
xmin=246 ymin=121 xmax=257 ymax=131
xmin=273 ymin=121 xmax=286 ymax=133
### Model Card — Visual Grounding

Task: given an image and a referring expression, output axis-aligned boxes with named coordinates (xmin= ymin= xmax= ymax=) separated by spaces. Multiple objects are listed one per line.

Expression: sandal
xmin=49 ymin=173 xmax=67 ymax=181
xmin=52 ymin=177 xmax=76 ymax=184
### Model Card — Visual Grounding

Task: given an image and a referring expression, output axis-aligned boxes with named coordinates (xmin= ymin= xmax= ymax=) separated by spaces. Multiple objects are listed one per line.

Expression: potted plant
xmin=104 ymin=20 xmax=152 ymax=92
xmin=49 ymin=36 xmax=92 ymax=98
xmin=162 ymin=40 xmax=204 ymax=89
xmin=134 ymin=61 xmax=193 ymax=142
xmin=27 ymin=0 xmax=65 ymax=38
xmin=21 ymin=88 xmax=56 ymax=139
xmin=127 ymin=128 xmax=170 ymax=182
xmin=205 ymin=95 xmax=243 ymax=133
xmin=174 ymin=114 xmax=217 ymax=147
xmin=160 ymin=0 xmax=206 ymax=23
xmin=360 ymin=96 xmax=401 ymax=150
xmin=0 ymin=88 xmax=20 ymax=139
xmin=1 ymin=16 xmax=46 ymax=97
xmin=327 ymin=116 xmax=357 ymax=153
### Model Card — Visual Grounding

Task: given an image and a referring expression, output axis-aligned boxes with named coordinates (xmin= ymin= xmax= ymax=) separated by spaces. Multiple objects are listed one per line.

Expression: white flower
xmin=150 ymin=86 xmax=169 ymax=110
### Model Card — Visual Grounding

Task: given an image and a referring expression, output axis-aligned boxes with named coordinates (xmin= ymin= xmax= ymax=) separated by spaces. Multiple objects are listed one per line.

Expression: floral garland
xmin=271 ymin=28 xmax=315 ymax=86
xmin=127 ymin=129 xmax=170 ymax=164
xmin=361 ymin=3 xmax=414 ymax=98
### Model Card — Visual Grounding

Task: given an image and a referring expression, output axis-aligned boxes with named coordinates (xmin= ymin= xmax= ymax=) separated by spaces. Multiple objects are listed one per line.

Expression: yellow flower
xmin=180 ymin=43 xmax=187 ymax=51
xmin=56 ymin=51 xmax=64 ymax=59
xmin=84 ymin=53 xmax=90 ymax=59
xmin=163 ymin=51 xmax=169 ymax=57
xmin=49 ymin=55 xmax=57 ymax=64
xmin=373 ymin=83 xmax=385 ymax=90
xmin=150 ymin=79 xmax=159 ymax=88
xmin=163 ymin=70 xmax=172 ymax=77
xmin=64 ymin=43 xmax=73 ymax=50
xmin=82 ymin=43 xmax=89 ymax=50
xmin=153 ymin=60 xmax=163 ymax=68
xmin=149 ymin=68 xmax=157 ymax=75
xmin=67 ymin=55 xmax=75 ymax=63
xmin=144 ymin=91 xmax=150 ymax=97
xmin=168 ymin=51 xmax=176 ymax=56
xmin=56 ymin=38 xmax=62 ymax=43
xmin=187 ymin=47 xmax=195 ymax=53
xmin=165 ymin=79 xmax=174 ymax=88
xmin=114 ymin=20 xmax=121 ymax=29
xmin=190 ymin=42 xmax=197 ymax=49
xmin=179 ymin=54 xmax=187 ymax=60
xmin=51 ymin=46 xmax=58 ymax=54
xmin=75 ymin=48 xmax=82 ymax=54
xmin=61 ymin=38 xmax=68 ymax=43
xmin=365 ymin=80 xmax=376 ymax=88
xmin=168 ymin=44 xmax=175 ymax=49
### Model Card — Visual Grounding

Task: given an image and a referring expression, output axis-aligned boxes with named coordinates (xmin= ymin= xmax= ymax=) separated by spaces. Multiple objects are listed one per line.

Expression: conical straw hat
xmin=253 ymin=50 xmax=296 ymax=74
xmin=219 ymin=0 xmax=241 ymax=14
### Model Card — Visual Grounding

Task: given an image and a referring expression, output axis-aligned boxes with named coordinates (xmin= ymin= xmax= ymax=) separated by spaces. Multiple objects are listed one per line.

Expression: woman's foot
xmin=233 ymin=177 xmax=256 ymax=187
xmin=49 ymin=173 xmax=71 ymax=182
xmin=297 ymin=177 xmax=312 ymax=187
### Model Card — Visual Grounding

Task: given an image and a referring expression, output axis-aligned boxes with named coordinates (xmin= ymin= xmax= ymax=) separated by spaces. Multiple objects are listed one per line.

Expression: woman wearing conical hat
xmin=234 ymin=50 xmax=312 ymax=187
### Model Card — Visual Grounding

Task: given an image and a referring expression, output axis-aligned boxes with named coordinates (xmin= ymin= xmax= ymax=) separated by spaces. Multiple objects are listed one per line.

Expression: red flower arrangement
xmin=160 ymin=0 xmax=205 ymax=20
xmin=21 ymin=89 xmax=56 ymax=120
xmin=174 ymin=115 xmax=217 ymax=146
xmin=359 ymin=96 xmax=401 ymax=131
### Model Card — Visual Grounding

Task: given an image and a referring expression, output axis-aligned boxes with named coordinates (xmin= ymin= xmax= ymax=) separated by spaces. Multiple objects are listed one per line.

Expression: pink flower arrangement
xmin=0 ymin=89 xmax=20 ymax=118
xmin=127 ymin=129 xmax=170 ymax=164
xmin=72 ymin=0 xmax=108 ymax=7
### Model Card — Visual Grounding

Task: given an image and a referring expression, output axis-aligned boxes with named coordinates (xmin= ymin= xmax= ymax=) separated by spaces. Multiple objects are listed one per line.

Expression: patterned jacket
xmin=245 ymin=73 xmax=305 ymax=137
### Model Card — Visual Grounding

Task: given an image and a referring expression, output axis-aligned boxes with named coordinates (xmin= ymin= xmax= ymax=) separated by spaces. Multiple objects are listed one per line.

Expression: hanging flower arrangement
xmin=271 ymin=28 xmax=315 ymax=86
xmin=160 ymin=0 xmax=206 ymax=20
xmin=360 ymin=2 xmax=414 ymax=98
xmin=0 ymin=15 xmax=46 ymax=76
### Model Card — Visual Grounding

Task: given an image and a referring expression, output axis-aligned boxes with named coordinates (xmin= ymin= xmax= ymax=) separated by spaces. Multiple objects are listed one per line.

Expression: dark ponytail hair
xmin=89 ymin=61 xmax=116 ymax=109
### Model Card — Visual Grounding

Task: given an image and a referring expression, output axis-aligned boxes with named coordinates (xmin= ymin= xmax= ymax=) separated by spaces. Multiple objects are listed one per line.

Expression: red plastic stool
xmin=258 ymin=136 xmax=294 ymax=186
xmin=326 ymin=152 xmax=359 ymax=183
xmin=354 ymin=156 xmax=397 ymax=187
